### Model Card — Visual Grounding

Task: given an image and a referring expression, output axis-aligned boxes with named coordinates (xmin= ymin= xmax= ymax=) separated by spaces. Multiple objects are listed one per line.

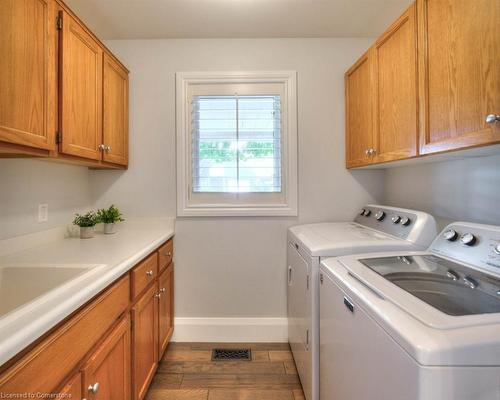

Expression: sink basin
xmin=0 ymin=264 xmax=99 ymax=318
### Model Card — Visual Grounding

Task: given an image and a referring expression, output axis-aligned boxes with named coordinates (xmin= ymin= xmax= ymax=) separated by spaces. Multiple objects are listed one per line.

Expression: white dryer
xmin=287 ymin=205 xmax=437 ymax=400
xmin=320 ymin=222 xmax=500 ymax=400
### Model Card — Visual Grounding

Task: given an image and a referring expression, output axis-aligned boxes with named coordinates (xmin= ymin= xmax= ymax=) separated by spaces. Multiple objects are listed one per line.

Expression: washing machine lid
xmin=359 ymin=254 xmax=500 ymax=316
xmin=325 ymin=252 xmax=500 ymax=366
xmin=288 ymin=222 xmax=417 ymax=257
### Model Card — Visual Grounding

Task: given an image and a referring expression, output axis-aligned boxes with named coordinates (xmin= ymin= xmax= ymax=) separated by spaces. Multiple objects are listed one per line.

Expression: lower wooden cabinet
xmin=158 ymin=264 xmax=174 ymax=357
xmin=132 ymin=284 xmax=159 ymax=400
xmin=82 ymin=316 xmax=131 ymax=400
xmin=0 ymin=239 xmax=173 ymax=399
xmin=59 ymin=372 xmax=82 ymax=398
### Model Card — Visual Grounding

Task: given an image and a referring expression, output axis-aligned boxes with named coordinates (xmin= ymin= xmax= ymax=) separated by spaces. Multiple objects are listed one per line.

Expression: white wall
xmin=384 ymin=155 xmax=500 ymax=227
xmin=0 ymin=159 xmax=92 ymax=240
xmin=91 ymin=38 xmax=385 ymax=327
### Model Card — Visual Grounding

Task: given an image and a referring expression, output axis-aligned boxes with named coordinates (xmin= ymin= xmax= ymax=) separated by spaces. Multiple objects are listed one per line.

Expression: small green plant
xmin=97 ymin=205 xmax=124 ymax=224
xmin=73 ymin=211 xmax=99 ymax=227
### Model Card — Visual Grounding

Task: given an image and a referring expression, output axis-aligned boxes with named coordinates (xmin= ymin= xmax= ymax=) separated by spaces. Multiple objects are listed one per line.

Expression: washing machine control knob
xmin=443 ymin=229 xmax=458 ymax=241
xmin=359 ymin=209 xmax=366 ymax=216
xmin=391 ymin=215 xmax=401 ymax=224
xmin=460 ymin=233 xmax=477 ymax=246
xmin=400 ymin=217 xmax=411 ymax=226
xmin=494 ymin=243 xmax=500 ymax=255
xmin=375 ymin=211 xmax=386 ymax=221
xmin=363 ymin=209 xmax=371 ymax=217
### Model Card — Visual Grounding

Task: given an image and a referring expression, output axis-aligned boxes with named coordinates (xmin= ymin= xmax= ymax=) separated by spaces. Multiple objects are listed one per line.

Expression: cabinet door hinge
xmin=56 ymin=15 xmax=63 ymax=30
xmin=55 ymin=131 xmax=62 ymax=144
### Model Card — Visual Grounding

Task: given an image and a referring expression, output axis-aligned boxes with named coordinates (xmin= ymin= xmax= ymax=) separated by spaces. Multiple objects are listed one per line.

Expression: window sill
xmin=177 ymin=205 xmax=298 ymax=217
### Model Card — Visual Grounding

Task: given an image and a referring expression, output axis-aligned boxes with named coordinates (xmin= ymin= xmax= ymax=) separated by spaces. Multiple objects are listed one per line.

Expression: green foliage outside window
xmin=199 ymin=141 xmax=275 ymax=163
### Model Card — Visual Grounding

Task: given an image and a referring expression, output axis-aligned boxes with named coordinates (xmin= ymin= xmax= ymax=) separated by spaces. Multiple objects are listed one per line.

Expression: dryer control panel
xmin=430 ymin=222 xmax=500 ymax=276
xmin=354 ymin=206 xmax=418 ymax=240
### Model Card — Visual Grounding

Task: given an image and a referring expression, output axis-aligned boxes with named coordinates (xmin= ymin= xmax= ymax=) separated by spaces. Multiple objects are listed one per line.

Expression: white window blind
xmin=191 ymin=95 xmax=282 ymax=193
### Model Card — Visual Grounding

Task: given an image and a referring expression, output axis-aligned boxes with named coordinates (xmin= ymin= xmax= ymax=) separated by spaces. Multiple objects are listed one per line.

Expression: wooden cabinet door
xmin=60 ymin=10 xmax=103 ymax=160
xmin=373 ymin=4 xmax=418 ymax=163
xmin=417 ymin=0 xmax=500 ymax=154
xmin=345 ymin=51 xmax=375 ymax=168
xmin=103 ymin=53 xmax=129 ymax=166
xmin=59 ymin=372 xmax=82 ymax=398
xmin=81 ymin=316 xmax=131 ymax=400
xmin=0 ymin=0 xmax=56 ymax=150
xmin=132 ymin=285 xmax=158 ymax=400
xmin=158 ymin=264 xmax=174 ymax=358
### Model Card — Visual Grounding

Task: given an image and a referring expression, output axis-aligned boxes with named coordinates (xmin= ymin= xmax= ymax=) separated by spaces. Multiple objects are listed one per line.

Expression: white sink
xmin=0 ymin=264 xmax=100 ymax=318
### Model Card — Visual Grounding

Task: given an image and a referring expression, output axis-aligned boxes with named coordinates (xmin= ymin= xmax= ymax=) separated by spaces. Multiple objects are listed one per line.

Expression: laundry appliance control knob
xmin=391 ymin=215 xmax=401 ymax=224
xmin=400 ymin=217 xmax=411 ymax=226
xmin=494 ymin=243 xmax=500 ymax=255
xmin=375 ymin=211 xmax=386 ymax=221
xmin=443 ymin=229 xmax=458 ymax=242
xmin=460 ymin=233 xmax=477 ymax=246
xmin=363 ymin=209 xmax=371 ymax=217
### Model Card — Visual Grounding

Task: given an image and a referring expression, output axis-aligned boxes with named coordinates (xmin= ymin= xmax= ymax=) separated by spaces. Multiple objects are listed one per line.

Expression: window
xmin=176 ymin=71 xmax=297 ymax=216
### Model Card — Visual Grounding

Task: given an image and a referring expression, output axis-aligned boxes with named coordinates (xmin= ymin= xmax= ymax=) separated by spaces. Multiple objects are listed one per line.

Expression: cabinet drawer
xmin=131 ymin=253 xmax=158 ymax=299
xmin=0 ymin=275 xmax=130 ymax=394
xmin=158 ymin=239 xmax=173 ymax=272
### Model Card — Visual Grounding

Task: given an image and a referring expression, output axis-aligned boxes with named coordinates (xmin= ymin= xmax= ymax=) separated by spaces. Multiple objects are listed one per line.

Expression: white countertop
xmin=0 ymin=217 xmax=175 ymax=366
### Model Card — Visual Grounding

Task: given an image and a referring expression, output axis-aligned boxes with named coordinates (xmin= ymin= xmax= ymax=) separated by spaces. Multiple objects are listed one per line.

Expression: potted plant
xmin=73 ymin=211 xmax=99 ymax=239
xmin=97 ymin=205 xmax=124 ymax=234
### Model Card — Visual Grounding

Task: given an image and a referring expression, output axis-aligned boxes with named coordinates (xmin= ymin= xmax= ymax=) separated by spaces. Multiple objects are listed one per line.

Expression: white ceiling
xmin=64 ymin=0 xmax=413 ymax=39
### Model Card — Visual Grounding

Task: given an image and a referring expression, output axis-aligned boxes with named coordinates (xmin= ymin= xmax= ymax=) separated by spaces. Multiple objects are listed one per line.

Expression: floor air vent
xmin=212 ymin=348 xmax=252 ymax=361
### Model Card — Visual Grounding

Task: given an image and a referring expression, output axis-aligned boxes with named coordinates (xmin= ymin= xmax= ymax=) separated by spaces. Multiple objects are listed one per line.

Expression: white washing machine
xmin=287 ymin=205 xmax=437 ymax=400
xmin=320 ymin=222 xmax=500 ymax=400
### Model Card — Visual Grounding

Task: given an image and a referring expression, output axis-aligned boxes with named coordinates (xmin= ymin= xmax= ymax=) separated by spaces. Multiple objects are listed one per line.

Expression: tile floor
xmin=146 ymin=342 xmax=305 ymax=400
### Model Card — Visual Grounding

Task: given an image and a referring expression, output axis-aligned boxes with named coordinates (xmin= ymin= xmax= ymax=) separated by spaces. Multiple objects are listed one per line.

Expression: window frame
xmin=176 ymin=71 xmax=298 ymax=217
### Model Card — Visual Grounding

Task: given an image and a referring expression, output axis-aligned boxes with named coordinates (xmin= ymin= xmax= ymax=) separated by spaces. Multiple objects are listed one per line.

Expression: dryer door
xmin=287 ymin=241 xmax=312 ymax=399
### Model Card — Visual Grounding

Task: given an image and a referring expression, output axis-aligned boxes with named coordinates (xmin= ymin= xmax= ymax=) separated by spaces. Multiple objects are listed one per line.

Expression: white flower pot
xmin=103 ymin=223 xmax=117 ymax=234
xmin=80 ymin=226 xmax=95 ymax=239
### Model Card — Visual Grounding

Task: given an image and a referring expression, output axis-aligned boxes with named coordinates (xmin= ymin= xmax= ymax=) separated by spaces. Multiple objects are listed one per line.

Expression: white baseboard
xmin=171 ymin=317 xmax=288 ymax=343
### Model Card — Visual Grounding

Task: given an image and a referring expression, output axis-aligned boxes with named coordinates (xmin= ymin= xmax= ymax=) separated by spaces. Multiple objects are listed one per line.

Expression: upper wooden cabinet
xmin=0 ymin=0 xmax=129 ymax=168
xmin=345 ymin=52 xmax=375 ymax=168
xmin=372 ymin=4 xmax=418 ymax=163
xmin=0 ymin=0 xmax=57 ymax=151
xmin=417 ymin=0 xmax=500 ymax=154
xmin=60 ymin=10 xmax=103 ymax=161
xmin=103 ymin=53 xmax=129 ymax=166
xmin=346 ymin=0 xmax=500 ymax=168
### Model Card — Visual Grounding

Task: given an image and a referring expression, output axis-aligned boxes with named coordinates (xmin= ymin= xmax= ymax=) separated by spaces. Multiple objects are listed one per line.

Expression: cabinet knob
xmin=486 ymin=114 xmax=500 ymax=124
xmin=88 ymin=382 xmax=100 ymax=394
xmin=166 ymin=251 xmax=172 ymax=257
xmin=154 ymin=292 xmax=162 ymax=298
xmin=160 ymin=287 xmax=166 ymax=293
xmin=365 ymin=149 xmax=370 ymax=156
xmin=146 ymin=270 xmax=154 ymax=277
xmin=98 ymin=144 xmax=105 ymax=151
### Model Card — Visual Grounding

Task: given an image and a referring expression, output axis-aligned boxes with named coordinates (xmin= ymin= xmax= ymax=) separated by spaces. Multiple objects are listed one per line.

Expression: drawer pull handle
xmin=486 ymin=114 xmax=500 ymax=124
xmin=88 ymin=382 xmax=100 ymax=394
xmin=146 ymin=270 xmax=154 ymax=277
xmin=343 ymin=297 xmax=354 ymax=313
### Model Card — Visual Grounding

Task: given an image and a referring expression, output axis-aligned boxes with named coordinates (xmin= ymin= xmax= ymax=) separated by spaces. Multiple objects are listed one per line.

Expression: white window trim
xmin=176 ymin=71 xmax=298 ymax=217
